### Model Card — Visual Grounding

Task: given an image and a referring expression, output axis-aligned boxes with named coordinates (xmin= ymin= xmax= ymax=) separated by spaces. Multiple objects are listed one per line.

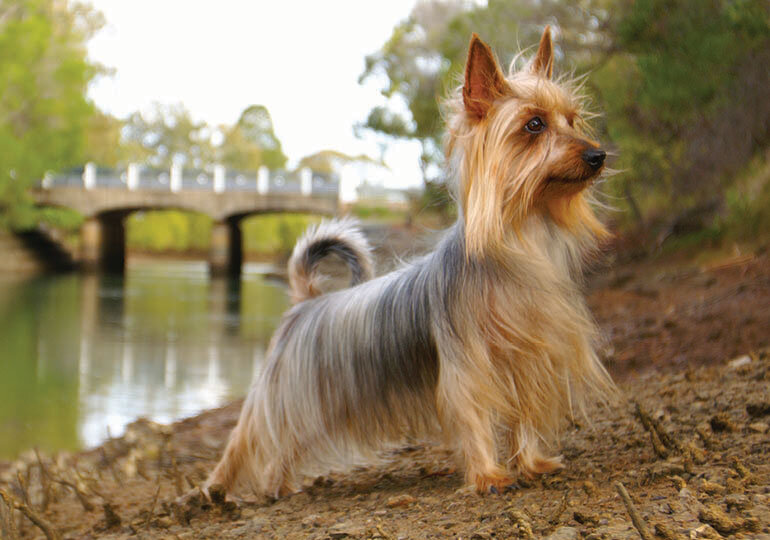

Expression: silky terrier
xmin=206 ymin=27 xmax=613 ymax=498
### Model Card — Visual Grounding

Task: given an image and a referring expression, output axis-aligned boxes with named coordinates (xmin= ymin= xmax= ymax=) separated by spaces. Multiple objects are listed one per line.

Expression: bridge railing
xmin=41 ymin=163 xmax=340 ymax=198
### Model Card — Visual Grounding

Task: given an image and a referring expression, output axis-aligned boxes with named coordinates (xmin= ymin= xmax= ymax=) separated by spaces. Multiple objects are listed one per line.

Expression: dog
xmin=205 ymin=27 xmax=613 ymax=498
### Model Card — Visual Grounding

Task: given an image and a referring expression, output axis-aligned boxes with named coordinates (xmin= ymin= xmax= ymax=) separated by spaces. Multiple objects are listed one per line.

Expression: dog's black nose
xmin=581 ymin=149 xmax=606 ymax=170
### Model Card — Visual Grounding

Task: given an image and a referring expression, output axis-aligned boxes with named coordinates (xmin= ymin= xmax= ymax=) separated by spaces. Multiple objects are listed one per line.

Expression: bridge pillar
xmin=80 ymin=215 xmax=126 ymax=273
xmin=209 ymin=219 xmax=242 ymax=277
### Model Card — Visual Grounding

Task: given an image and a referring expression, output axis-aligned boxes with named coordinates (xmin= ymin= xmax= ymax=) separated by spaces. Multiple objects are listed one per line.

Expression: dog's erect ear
xmin=531 ymin=26 xmax=554 ymax=79
xmin=463 ymin=34 xmax=509 ymax=120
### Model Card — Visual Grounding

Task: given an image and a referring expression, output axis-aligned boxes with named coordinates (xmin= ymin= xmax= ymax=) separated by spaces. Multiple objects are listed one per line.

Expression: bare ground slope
xmin=1 ymin=252 xmax=769 ymax=539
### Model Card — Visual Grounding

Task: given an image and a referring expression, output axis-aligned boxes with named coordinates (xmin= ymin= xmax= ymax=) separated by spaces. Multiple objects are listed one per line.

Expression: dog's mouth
xmin=547 ymin=171 xmax=600 ymax=185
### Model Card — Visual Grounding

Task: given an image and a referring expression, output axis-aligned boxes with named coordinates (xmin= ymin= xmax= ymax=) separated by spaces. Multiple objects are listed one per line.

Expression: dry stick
xmin=51 ymin=478 xmax=95 ymax=512
xmin=15 ymin=470 xmax=31 ymax=507
xmin=73 ymin=467 xmax=106 ymax=500
xmin=547 ymin=490 xmax=569 ymax=525
xmin=0 ymin=488 xmax=62 ymax=540
xmin=100 ymin=447 xmax=121 ymax=484
xmin=633 ymin=403 xmax=668 ymax=456
xmin=143 ymin=480 xmax=162 ymax=529
xmin=0 ymin=492 xmax=20 ymax=540
xmin=34 ymin=449 xmax=52 ymax=511
xmin=170 ymin=451 xmax=184 ymax=497
xmin=614 ymin=482 xmax=653 ymax=540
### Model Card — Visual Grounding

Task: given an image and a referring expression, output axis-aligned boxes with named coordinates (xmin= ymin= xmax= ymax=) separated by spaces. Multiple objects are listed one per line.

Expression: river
xmin=0 ymin=261 xmax=290 ymax=460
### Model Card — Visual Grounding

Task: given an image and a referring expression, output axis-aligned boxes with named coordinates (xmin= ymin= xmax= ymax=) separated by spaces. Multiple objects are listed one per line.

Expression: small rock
xmin=699 ymin=503 xmax=742 ymax=535
xmin=746 ymin=401 xmax=770 ymax=417
xmin=103 ymin=503 xmax=122 ymax=530
xmin=229 ymin=519 xmax=266 ymax=536
xmin=654 ymin=522 xmax=686 ymax=540
xmin=155 ymin=516 xmax=174 ymax=529
xmin=573 ymin=509 xmax=599 ymax=525
xmin=709 ymin=413 xmax=736 ymax=432
xmin=582 ymin=480 xmax=597 ymax=496
xmin=544 ymin=526 xmax=578 ymax=540
xmin=748 ymin=422 xmax=768 ymax=433
xmin=723 ymin=493 xmax=750 ymax=511
xmin=385 ymin=494 xmax=416 ymax=508
xmin=328 ymin=521 xmax=365 ymax=539
xmin=688 ymin=524 xmax=720 ymax=539
xmin=728 ymin=354 xmax=751 ymax=369
xmin=301 ymin=514 xmax=325 ymax=528
xmin=700 ymin=479 xmax=725 ymax=495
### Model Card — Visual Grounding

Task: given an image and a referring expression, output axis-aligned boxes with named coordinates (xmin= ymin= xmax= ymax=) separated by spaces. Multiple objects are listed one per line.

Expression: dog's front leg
xmin=435 ymin=343 xmax=513 ymax=493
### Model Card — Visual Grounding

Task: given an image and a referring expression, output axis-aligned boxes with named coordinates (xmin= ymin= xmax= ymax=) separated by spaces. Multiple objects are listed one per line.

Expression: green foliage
xmin=598 ymin=0 xmax=770 ymax=225
xmin=121 ymin=103 xmax=214 ymax=169
xmin=362 ymin=0 xmax=770 ymax=241
xmin=0 ymin=0 xmax=103 ymax=229
xmin=298 ymin=150 xmax=381 ymax=175
xmin=350 ymin=204 xmax=406 ymax=223
xmin=38 ymin=206 xmax=83 ymax=231
xmin=242 ymin=214 xmax=321 ymax=255
xmin=126 ymin=211 xmax=320 ymax=256
xmin=359 ymin=0 xmax=614 ymax=185
xmin=127 ymin=211 xmax=212 ymax=253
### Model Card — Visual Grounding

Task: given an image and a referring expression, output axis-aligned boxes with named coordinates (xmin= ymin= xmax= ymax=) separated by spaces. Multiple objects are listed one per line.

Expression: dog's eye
xmin=525 ymin=117 xmax=546 ymax=133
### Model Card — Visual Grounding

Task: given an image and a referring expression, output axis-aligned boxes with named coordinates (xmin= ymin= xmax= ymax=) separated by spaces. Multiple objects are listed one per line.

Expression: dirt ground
xmin=1 ymin=247 xmax=769 ymax=540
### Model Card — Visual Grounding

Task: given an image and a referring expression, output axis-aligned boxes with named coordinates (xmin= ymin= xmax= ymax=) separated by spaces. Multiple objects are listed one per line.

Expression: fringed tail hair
xmin=287 ymin=218 xmax=375 ymax=304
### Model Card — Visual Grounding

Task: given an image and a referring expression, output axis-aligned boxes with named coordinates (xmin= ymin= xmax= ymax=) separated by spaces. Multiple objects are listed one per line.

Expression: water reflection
xmin=0 ymin=262 xmax=289 ymax=459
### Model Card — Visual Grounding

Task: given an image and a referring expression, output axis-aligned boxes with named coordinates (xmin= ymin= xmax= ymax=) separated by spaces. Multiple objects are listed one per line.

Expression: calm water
xmin=0 ymin=261 xmax=290 ymax=460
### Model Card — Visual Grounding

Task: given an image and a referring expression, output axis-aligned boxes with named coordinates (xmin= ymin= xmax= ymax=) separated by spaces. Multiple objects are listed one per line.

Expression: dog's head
xmin=447 ymin=28 xmax=608 ymax=256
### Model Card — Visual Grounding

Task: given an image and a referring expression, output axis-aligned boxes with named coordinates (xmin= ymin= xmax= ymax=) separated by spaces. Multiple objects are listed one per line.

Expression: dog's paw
xmin=488 ymin=482 xmax=517 ymax=495
xmin=471 ymin=472 xmax=516 ymax=495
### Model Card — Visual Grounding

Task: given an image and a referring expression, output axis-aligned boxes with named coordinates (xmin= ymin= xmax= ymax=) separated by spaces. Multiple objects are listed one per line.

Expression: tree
xmin=358 ymin=0 xmax=615 ymax=186
xmin=358 ymin=0 xmax=467 ymax=184
xmin=121 ymin=103 xmax=214 ymax=169
xmin=218 ymin=105 xmax=287 ymax=171
xmin=297 ymin=150 xmax=381 ymax=175
xmin=591 ymin=0 xmax=770 ymax=226
xmin=83 ymin=109 xmax=123 ymax=167
xmin=0 ymin=0 xmax=104 ymax=229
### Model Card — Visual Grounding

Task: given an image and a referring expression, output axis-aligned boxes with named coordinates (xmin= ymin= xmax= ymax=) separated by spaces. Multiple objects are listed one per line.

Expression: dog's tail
xmin=287 ymin=218 xmax=374 ymax=304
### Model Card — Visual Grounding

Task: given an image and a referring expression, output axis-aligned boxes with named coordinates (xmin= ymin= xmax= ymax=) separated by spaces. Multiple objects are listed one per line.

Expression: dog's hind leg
xmin=205 ymin=421 xmax=252 ymax=495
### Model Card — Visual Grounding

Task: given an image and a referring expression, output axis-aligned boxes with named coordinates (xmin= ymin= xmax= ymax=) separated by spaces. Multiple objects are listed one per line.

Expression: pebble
xmin=728 ymin=354 xmax=751 ymax=368
xmin=385 ymin=494 xmax=416 ymax=508
xmin=544 ymin=526 xmax=578 ymax=540
xmin=709 ymin=412 xmax=737 ymax=432
xmin=748 ymin=422 xmax=768 ymax=433
xmin=328 ymin=521 xmax=366 ymax=539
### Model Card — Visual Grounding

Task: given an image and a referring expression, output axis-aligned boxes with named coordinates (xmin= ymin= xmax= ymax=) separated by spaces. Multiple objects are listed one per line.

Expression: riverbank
xmin=1 ymin=250 xmax=769 ymax=539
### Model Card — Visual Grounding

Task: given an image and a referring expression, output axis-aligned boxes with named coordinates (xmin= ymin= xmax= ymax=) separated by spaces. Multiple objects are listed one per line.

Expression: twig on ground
xmin=34 ymin=449 xmax=53 ymax=511
xmin=0 ymin=491 xmax=20 ymax=540
xmin=508 ymin=508 xmax=535 ymax=539
xmin=547 ymin=490 xmax=569 ymax=525
xmin=51 ymin=478 xmax=95 ymax=512
xmin=170 ymin=450 xmax=184 ymax=496
xmin=634 ymin=402 xmax=681 ymax=458
xmin=100 ymin=447 xmax=121 ymax=484
xmin=143 ymin=479 xmax=162 ymax=529
xmin=15 ymin=471 xmax=30 ymax=507
xmin=615 ymin=481 xmax=653 ymax=540
xmin=0 ymin=488 xmax=62 ymax=540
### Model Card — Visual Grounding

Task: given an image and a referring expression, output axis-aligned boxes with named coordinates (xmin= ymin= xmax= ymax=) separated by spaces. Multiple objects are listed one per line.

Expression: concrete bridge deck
xmin=30 ymin=164 xmax=340 ymax=275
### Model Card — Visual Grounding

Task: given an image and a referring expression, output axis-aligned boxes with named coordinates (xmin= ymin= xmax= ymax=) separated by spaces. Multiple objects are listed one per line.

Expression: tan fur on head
xmin=447 ymin=29 xmax=609 ymax=258
xmin=203 ymin=28 xmax=615 ymax=500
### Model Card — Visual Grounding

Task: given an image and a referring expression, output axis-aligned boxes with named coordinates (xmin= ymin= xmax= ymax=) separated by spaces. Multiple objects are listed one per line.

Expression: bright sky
xmin=86 ymin=0 xmax=424 ymax=192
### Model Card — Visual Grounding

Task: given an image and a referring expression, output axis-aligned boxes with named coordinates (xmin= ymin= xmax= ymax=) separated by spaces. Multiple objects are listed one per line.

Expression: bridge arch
xmin=31 ymin=165 xmax=340 ymax=276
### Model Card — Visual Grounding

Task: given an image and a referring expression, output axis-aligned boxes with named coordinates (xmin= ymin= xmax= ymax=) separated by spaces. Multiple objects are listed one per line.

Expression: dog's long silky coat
xmin=206 ymin=28 xmax=614 ymax=497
